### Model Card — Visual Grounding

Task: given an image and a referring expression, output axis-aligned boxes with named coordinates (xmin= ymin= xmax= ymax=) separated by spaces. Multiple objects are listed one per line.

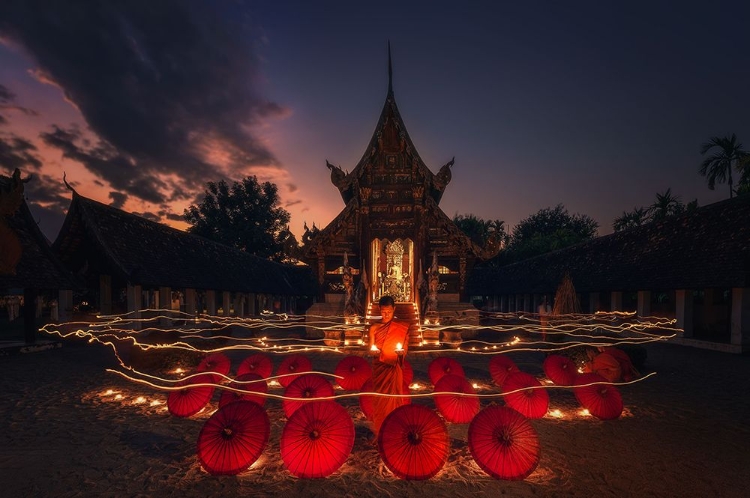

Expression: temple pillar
xmin=515 ymin=294 xmax=522 ymax=312
xmin=532 ymin=294 xmax=541 ymax=313
xmin=58 ymin=289 xmax=73 ymax=322
xmin=611 ymin=291 xmax=623 ymax=312
xmin=222 ymin=291 xmax=231 ymax=316
xmin=159 ymin=287 xmax=171 ymax=327
xmin=185 ymin=288 xmax=196 ymax=315
xmin=99 ymin=275 xmax=112 ymax=315
xmin=206 ymin=290 xmax=216 ymax=316
xmin=675 ymin=290 xmax=693 ymax=338
xmin=523 ymin=293 xmax=531 ymax=312
xmin=637 ymin=291 xmax=651 ymax=317
xmin=248 ymin=293 xmax=256 ymax=316
xmin=126 ymin=284 xmax=142 ymax=330
xmin=589 ymin=292 xmax=600 ymax=314
xmin=731 ymin=288 xmax=750 ymax=350
xmin=23 ymin=287 xmax=37 ymax=344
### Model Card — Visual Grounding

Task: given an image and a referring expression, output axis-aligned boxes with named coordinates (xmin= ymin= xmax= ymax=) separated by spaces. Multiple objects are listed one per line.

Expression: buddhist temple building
xmin=469 ymin=194 xmax=750 ymax=353
xmin=53 ymin=185 xmax=316 ymax=325
xmin=1 ymin=169 xmax=79 ymax=345
xmin=304 ymin=47 xmax=498 ymax=344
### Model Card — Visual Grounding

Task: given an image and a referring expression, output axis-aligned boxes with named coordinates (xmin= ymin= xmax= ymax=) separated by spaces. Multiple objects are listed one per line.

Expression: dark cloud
xmin=285 ymin=199 xmax=302 ymax=208
xmin=0 ymin=0 xmax=287 ymax=204
xmin=164 ymin=212 xmax=184 ymax=222
xmin=0 ymin=134 xmax=43 ymax=170
xmin=287 ymin=183 xmax=298 ymax=193
xmin=40 ymin=125 xmax=165 ymax=203
xmin=108 ymin=191 xmax=127 ymax=208
xmin=0 ymin=82 xmax=39 ymax=123
xmin=22 ymin=171 xmax=72 ymax=240
xmin=132 ymin=211 xmax=160 ymax=222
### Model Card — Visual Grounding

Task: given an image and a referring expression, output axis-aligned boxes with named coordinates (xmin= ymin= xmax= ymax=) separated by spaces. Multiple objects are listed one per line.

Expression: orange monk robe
xmin=370 ymin=320 xmax=410 ymax=437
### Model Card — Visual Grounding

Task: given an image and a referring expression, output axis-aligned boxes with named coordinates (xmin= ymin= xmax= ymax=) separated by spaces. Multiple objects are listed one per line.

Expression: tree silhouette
xmin=613 ymin=207 xmax=649 ymax=232
xmin=699 ymin=133 xmax=748 ymax=199
xmin=505 ymin=204 xmax=598 ymax=262
xmin=453 ymin=213 xmax=509 ymax=248
xmin=648 ymin=188 xmax=684 ymax=221
xmin=184 ymin=176 xmax=292 ymax=261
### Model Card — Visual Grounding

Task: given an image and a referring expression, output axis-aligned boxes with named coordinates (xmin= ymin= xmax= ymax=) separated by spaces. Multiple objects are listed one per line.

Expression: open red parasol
xmin=237 ymin=353 xmax=273 ymax=379
xmin=197 ymin=400 xmax=270 ymax=475
xmin=283 ymin=374 xmax=334 ymax=418
xmin=334 ymin=355 xmax=372 ymax=390
xmin=402 ymin=358 xmax=414 ymax=385
xmin=468 ymin=405 xmax=540 ymax=480
xmin=489 ymin=355 xmax=520 ymax=386
xmin=276 ymin=354 xmax=313 ymax=387
xmin=167 ymin=373 xmax=215 ymax=418
xmin=280 ymin=400 xmax=355 ymax=478
xmin=428 ymin=357 xmax=465 ymax=385
xmin=543 ymin=354 xmax=578 ymax=386
xmin=219 ymin=372 xmax=268 ymax=408
xmin=502 ymin=372 xmax=549 ymax=419
xmin=433 ymin=373 xmax=480 ymax=424
xmin=377 ymin=404 xmax=449 ymax=480
xmin=574 ymin=373 xmax=623 ymax=420
xmin=197 ymin=353 xmax=231 ymax=382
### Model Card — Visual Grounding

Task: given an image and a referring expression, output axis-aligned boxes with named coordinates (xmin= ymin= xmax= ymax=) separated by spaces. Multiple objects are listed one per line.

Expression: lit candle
xmin=370 ymin=344 xmax=379 ymax=352
xmin=395 ymin=342 xmax=403 ymax=352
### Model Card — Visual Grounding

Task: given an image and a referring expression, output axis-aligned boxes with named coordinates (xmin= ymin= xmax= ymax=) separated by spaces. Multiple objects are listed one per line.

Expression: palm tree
xmin=649 ymin=188 xmax=683 ymax=221
xmin=700 ymin=134 xmax=748 ymax=199
xmin=613 ymin=207 xmax=649 ymax=232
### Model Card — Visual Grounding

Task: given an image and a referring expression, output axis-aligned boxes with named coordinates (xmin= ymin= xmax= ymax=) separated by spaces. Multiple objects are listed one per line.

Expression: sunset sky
xmin=1 ymin=0 xmax=748 ymax=243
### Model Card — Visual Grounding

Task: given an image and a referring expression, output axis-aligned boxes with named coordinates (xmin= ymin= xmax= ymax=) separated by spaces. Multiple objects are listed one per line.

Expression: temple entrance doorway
xmin=371 ymin=238 xmax=414 ymax=303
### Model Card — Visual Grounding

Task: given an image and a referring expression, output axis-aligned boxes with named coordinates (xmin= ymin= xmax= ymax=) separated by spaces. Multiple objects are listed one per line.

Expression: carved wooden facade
xmin=305 ymin=64 xmax=494 ymax=308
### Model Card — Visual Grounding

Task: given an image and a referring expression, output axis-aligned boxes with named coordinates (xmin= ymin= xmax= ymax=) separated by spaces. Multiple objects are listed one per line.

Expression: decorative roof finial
xmin=388 ymin=40 xmax=393 ymax=96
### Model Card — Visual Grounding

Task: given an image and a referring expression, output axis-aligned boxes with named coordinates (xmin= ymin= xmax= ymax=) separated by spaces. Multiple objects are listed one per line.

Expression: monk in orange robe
xmin=368 ymin=295 xmax=410 ymax=438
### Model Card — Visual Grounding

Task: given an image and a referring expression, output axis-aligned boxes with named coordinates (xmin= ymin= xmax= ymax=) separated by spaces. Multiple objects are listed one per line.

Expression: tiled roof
xmin=468 ymin=195 xmax=750 ymax=295
xmin=53 ymin=192 xmax=316 ymax=295
xmin=0 ymin=173 xmax=80 ymax=291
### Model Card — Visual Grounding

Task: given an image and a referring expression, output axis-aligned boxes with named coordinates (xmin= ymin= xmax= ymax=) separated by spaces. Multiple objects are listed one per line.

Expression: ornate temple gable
xmin=327 ymin=87 xmax=453 ymax=207
xmin=422 ymin=196 xmax=485 ymax=257
xmin=306 ymin=199 xmax=359 ymax=257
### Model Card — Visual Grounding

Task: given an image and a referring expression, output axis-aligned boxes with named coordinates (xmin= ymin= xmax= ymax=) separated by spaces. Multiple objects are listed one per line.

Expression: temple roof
xmin=53 ymin=191 xmax=316 ymax=295
xmin=326 ymin=52 xmax=455 ymax=206
xmin=468 ymin=195 xmax=750 ymax=295
xmin=0 ymin=170 xmax=80 ymax=292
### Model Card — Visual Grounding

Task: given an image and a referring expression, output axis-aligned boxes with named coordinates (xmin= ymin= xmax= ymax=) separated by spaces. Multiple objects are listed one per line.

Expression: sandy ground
xmin=1 ymin=337 xmax=749 ymax=498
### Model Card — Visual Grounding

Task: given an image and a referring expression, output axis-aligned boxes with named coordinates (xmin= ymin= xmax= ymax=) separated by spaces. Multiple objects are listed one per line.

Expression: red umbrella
xmin=283 ymin=374 xmax=334 ymax=418
xmin=334 ymin=355 xmax=372 ymax=390
xmin=167 ymin=373 xmax=215 ymax=418
xmin=276 ymin=354 xmax=313 ymax=387
xmin=428 ymin=357 xmax=465 ymax=385
xmin=502 ymin=372 xmax=549 ymax=419
xmin=280 ymin=400 xmax=355 ymax=478
xmin=468 ymin=405 xmax=540 ymax=480
xmin=574 ymin=373 xmax=623 ymax=420
xmin=197 ymin=400 xmax=270 ymax=475
xmin=489 ymin=355 xmax=520 ymax=386
xmin=402 ymin=358 xmax=414 ymax=385
xmin=197 ymin=353 xmax=231 ymax=382
xmin=219 ymin=373 xmax=268 ymax=408
xmin=377 ymin=404 xmax=449 ymax=480
xmin=237 ymin=353 xmax=273 ymax=379
xmin=543 ymin=354 xmax=578 ymax=386
xmin=433 ymin=373 xmax=480 ymax=424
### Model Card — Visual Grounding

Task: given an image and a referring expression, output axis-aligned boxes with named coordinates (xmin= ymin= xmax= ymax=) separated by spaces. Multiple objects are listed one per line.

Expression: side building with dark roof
xmin=1 ymin=169 xmax=80 ymax=344
xmin=468 ymin=195 xmax=750 ymax=353
xmin=53 ymin=189 xmax=316 ymax=324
